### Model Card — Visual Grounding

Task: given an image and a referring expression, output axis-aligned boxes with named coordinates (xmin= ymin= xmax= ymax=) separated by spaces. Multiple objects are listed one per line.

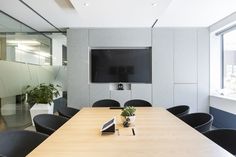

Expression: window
xmin=222 ymin=29 xmax=236 ymax=91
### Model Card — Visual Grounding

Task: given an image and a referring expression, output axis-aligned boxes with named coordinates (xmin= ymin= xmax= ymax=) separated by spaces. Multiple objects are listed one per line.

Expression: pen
xmin=116 ymin=129 xmax=120 ymax=136
xmin=132 ymin=128 xmax=135 ymax=136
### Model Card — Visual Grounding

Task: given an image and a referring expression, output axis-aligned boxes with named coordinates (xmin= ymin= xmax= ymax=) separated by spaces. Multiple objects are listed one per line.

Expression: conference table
xmin=28 ymin=107 xmax=233 ymax=157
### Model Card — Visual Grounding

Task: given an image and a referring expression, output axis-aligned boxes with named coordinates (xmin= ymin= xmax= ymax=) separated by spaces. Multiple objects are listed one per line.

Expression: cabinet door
xmin=89 ymin=84 xmax=110 ymax=106
xmin=174 ymin=29 xmax=197 ymax=83
xmin=131 ymin=84 xmax=152 ymax=104
xmin=67 ymin=29 xmax=89 ymax=108
xmin=110 ymin=90 xmax=131 ymax=107
xmin=174 ymin=84 xmax=198 ymax=113
xmin=152 ymin=28 xmax=174 ymax=108
xmin=197 ymin=29 xmax=210 ymax=113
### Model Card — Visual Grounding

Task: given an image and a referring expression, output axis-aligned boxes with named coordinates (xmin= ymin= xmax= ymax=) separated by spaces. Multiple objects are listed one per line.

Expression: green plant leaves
xmin=24 ymin=83 xmax=61 ymax=106
xmin=121 ymin=106 xmax=136 ymax=117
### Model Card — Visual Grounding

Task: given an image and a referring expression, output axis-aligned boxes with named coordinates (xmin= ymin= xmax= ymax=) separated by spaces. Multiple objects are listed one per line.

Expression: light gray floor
xmin=0 ymin=104 xmax=31 ymax=131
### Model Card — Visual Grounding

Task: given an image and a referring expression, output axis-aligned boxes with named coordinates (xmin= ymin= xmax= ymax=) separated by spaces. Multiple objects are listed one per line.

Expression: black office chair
xmin=180 ymin=113 xmax=213 ymax=133
xmin=124 ymin=99 xmax=152 ymax=107
xmin=92 ymin=99 xmax=120 ymax=107
xmin=0 ymin=130 xmax=48 ymax=157
xmin=58 ymin=107 xmax=80 ymax=119
xmin=167 ymin=105 xmax=190 ymax=117
xmin=204 ymin=129 xmax=236 ymax=155
xmin=33 ymin=114 xmax=68 ymax=135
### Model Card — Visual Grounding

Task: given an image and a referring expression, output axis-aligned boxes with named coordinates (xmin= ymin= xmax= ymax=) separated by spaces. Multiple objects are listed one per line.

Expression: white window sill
xmin=210 ymin=93 xmax=236 ymax=102
xmin=210 ymin=93 xmax=236 ymax=114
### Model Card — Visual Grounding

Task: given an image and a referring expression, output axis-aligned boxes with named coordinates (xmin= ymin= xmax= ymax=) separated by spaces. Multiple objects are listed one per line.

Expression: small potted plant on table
xmin=121 ymin=106 xmax=136 ymax=127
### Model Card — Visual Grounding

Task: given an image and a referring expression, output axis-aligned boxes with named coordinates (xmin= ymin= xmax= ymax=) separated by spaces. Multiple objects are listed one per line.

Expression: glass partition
xmin=0 ymin=12 xmax=52 ymax=65
xmin=0 ymin=11 xmax=55 ymax=131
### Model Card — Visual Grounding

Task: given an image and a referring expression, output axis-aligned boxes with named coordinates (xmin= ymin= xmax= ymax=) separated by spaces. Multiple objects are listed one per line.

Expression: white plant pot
xmin=121 ymin=115 xmax=136 ymax=124
xmin=127 ymin=116 xmax=136 ymax=124
xmin=30 ymin=102 xmax=54 ymax=126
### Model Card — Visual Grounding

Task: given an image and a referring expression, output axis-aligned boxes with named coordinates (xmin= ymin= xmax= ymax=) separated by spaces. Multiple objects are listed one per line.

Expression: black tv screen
xmin=91 ymin=48 xmax=152 ymax=83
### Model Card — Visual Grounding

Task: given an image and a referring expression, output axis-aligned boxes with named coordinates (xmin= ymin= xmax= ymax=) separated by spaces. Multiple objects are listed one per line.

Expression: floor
xmin=0 ymin=104 xmax=31 ymax=131
xmin=25 ymin=125 xmax=36 ymax=131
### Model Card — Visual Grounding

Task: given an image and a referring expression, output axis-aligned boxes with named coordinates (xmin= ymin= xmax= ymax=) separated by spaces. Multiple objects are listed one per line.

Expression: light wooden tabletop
xmin=28 ymin=107 xmax=233 ymax=157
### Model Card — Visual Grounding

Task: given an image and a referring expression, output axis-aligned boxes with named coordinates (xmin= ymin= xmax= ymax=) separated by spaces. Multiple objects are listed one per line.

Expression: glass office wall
xmin=0 ymin=12 xmax=52 ymax=65
xmin=0 ymin=11 xmax=53 ymax=130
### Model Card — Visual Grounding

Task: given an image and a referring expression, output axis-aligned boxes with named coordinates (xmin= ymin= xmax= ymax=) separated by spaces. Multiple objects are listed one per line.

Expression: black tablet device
xmin=101 ymin=117 xmax=116 ymax=133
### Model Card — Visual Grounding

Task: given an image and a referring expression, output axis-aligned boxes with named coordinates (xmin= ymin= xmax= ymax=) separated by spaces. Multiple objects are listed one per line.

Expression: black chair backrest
xmin=167 ymin=105 xmax=190 ymax=117
xmin=124 ymin=99 xmax=152 ymax=107
xmin=58 ymin=107 xmax=80 ymax=119
xmin=180 ymin=113 xmax=213 ymax=133
xmin=33 ymin=114 xmax=68 ymax=135
xmin=204 ymin=129 xmax=236 ymax=155
xmin=92 ymin=99 xmax=120 ymax=107
xmin=0 ymin=130 xmax=48 ymax=157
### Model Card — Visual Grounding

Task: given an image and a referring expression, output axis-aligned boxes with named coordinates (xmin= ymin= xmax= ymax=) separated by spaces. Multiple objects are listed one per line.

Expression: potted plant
xmin=24 ymin=83 xmax=61 ymax=125
xmin=121 ymin=106 xmax=136 ymax=127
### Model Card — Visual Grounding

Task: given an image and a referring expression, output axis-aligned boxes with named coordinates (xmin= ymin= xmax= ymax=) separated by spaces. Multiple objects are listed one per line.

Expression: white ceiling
xmin=0 ymin=0 xmax=56 ymax=31
xmin=0 ymin=0 xmax=172 ymax=31
xmin=157 ymin=0 xmax=236 ymax=27
xmin=0 ymin=0 xmax=236 ymax=31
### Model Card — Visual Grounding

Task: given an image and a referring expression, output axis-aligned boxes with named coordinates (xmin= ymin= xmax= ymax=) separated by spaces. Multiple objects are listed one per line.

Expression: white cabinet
xmin=68 ymin=29 xmax=90 ymax=109
xmin=90 ymin=83 xmax=152 ymax=107
xmin=174 ymin=84 xmax=198 ymax=113
xmin=197 ymin=29 xmax=210 ymax=112
xmin=89 ymin=28 xmax=152 ymax=47
xmin=174 ymin=29 xmax=197 ymax=83
xmin=152 ymin=28 xmax=174 ymax=108
xmin=89 ymin=84 xmax=110 ymax=106
xmin=152 ymin=28 xmax=209 ymax=112
xmin=131 ymin=84 xmax=152 ymax=104
xmin=66 ymin=28 xmax=209 ymax=112
xmin=110 ymin=90 xmax=131 ymax=106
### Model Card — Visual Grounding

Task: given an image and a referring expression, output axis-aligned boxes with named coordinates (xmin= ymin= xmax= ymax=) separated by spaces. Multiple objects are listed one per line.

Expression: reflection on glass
xmin=0 ymin=12 xmax=51 ymax=65
xmin=6 ymin=34 xmax=51 ymax=65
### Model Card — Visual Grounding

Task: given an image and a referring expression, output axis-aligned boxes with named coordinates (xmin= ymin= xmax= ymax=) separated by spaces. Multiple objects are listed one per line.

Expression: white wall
xmin=67 ymin=28 xmax=152 ymax=108
xmin=67 ymin=28 xmax=210 ymax=112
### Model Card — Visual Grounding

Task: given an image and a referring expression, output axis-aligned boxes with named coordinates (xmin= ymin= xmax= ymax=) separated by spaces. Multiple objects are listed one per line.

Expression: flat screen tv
xmin=91 ymin=48 xmax=152 ymax=83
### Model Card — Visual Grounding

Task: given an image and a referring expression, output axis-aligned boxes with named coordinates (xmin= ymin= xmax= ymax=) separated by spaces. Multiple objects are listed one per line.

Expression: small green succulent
xmin=121 ymin=106 xmax=136 ymax=117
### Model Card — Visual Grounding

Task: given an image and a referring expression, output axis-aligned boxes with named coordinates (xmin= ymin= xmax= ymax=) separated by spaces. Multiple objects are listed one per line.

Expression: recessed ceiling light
xmin=151 ymin=2 xmax=157 ymax=6
xmin=83 ymin=2 xmax=89 ymax=6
